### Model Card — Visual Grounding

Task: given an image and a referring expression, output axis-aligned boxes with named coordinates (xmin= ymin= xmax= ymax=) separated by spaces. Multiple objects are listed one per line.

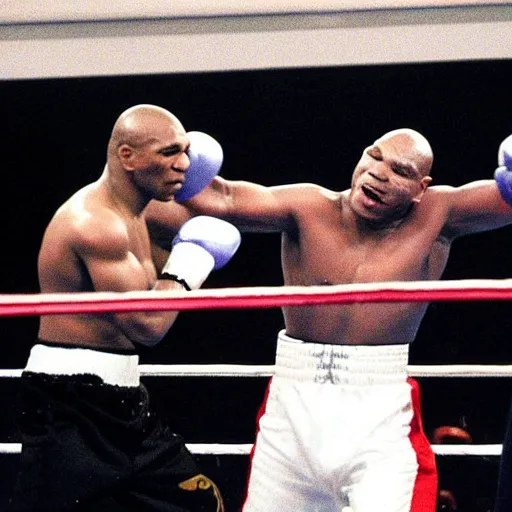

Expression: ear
xmin=412 ymin=176 xmax=432 ymax=204
xmin=118 ymin=144 xmax=137 ymax=171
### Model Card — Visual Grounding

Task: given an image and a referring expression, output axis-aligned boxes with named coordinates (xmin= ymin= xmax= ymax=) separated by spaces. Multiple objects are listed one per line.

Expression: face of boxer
xmin=349 ymin=132 xmax=432 ymax=223
xmin=119 ymin=115 xmax=191 ymax=202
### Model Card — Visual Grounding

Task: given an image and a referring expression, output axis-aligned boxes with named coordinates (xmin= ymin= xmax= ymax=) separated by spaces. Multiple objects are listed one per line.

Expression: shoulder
xmin=269 ymin=184 xmax=340 ymax=223
xmin=46 ymin=186 xmax=129 ymax=257
xmin=425 ymin=184 xmax=456 ymax=196
xmin=281 ymin=182 xmax=333 ymax=194
xmin=419 ymin=185 xmax=456 ymax=208
xmin=273 ymin=182 xmax=338 ymax=205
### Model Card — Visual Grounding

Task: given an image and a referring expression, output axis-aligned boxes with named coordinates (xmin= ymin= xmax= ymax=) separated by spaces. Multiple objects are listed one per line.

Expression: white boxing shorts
xmin=243 ymin=330 xmax=437 ymax=512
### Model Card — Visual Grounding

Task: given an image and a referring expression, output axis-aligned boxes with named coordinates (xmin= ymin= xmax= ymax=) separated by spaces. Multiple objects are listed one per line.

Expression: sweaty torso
xmin=38 ymin=182 xmax=157 ymax=350
xmin=282 ymin=188 xmax=452 ymax=345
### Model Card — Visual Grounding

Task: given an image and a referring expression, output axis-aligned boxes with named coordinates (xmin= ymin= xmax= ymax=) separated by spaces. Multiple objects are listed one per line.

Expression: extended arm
xmin=147 ymin=176 xmax=305 ymax=253
xmin=146 ymin=131 xmax=311 ymax=250
xmin=442 ymin=135 xmax=512 ymax=237
xmin=188 ymin=176 xmax=302 ymax=232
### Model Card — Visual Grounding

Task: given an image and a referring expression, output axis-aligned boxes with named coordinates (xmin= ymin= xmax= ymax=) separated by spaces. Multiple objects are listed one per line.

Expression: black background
xmin=1 ymin=58 xmax=511 ymax=510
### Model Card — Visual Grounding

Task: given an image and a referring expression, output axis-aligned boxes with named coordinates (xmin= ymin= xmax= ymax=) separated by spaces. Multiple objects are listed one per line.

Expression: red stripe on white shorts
xmin=408 ymin=377 xmax=438 ymax=511
xmin=244 ymin=377 xmax=438 ymax=511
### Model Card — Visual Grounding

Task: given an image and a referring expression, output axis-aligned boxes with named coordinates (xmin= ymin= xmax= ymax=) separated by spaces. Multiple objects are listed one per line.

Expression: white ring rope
xmin=0 ymin=364 xmax=508 ymax=457
xmin=0 ymin=443 xmax=503 ymax=457
xmin=2 ymin=364 xmax=512 ymax=379
xmin=1 ymin=280 xmax=511 ymax=458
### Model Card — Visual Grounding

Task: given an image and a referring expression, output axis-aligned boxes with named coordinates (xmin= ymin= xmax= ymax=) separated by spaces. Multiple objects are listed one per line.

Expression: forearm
xmin=129 ymin=216 xmax=241 ymax=345
xmin=185 ymin=176 xmax=233 ymax=217
xmin=118 ymin=278 xmax=184 ymax=346
xmin=187 ymin=177 xmax=294 ymax=231
xmin=444 ymin=136 xmax=512 ymax=236
xmin=117 ymin=315 xmax=179 ymax=347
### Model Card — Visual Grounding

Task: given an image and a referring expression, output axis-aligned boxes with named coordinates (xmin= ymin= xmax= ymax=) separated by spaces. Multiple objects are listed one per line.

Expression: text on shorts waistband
xmin=276 ymin=329 xmax=409 ymax=385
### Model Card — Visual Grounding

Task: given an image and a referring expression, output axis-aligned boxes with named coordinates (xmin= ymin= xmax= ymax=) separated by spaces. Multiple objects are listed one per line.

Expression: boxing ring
xmin=0 ymin=278 xmax=510 ymax=511
xmin=0 ymin=279 xmax=511 ymax=457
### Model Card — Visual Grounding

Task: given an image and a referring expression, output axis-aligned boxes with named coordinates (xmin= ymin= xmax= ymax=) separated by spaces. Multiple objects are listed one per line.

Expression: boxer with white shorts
xmin=146 ymin=128 xmax=512 ymax=511
xmin=244 ymin=332 xmax=435 ymax=511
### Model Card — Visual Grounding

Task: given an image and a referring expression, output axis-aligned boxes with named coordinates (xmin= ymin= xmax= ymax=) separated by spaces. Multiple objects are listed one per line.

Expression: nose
xmin=173 ymin=151 xmax=190 ymax=173
xmin=368 ymin=164 xmax=389 ymax=182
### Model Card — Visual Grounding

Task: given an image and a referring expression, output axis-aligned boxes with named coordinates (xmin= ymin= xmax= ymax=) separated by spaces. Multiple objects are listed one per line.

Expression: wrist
xmin=159 ymin=273 xmax=192 ymax=291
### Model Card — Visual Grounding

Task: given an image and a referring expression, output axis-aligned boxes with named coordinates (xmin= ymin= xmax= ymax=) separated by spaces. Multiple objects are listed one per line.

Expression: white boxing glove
xmin=160 ymin=216 xmax=241 ymax=290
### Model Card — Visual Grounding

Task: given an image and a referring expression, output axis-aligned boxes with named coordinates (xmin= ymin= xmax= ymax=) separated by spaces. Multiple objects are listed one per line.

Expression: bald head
xmin=108 ymin=104 xmax=185 ymax=157
xmin=376 ymin=128 xmax=433 ymax=177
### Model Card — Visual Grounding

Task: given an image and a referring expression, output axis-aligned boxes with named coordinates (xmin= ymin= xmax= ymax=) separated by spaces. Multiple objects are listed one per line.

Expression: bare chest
xmin=283 ymin=219 xmax=447 ymax=286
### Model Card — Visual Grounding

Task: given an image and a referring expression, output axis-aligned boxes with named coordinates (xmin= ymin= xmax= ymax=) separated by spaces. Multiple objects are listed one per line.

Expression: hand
xmin=174 ymin=132 xmax=223 ymax=202
xmin=494 ymin=134 xmax=512 ymax=206
xmin=160 ymin=216 xmax=241 ymax=290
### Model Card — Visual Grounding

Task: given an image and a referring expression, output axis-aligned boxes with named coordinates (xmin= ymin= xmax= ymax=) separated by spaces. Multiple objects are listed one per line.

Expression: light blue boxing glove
xmin=494 ymin=134 xmax=512 ymax=206
xmin=160 ymin=216 xmax=241 ymax=290
xmin=174 ymin=131 xmax=223 ymax=202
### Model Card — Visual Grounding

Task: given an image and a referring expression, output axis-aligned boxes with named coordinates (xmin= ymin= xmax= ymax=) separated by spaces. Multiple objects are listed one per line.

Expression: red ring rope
xmin=0 ymin=279 xmax=511 ymax=317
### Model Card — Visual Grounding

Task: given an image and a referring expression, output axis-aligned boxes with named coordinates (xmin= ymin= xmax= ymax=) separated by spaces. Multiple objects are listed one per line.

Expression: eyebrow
xmin=158 ymin=142 xmax=187 ymax=153
xmin=370 ymin=145 xmax=418 ymax=176
xmin=393 ymin=161 xmax=417 ymax=175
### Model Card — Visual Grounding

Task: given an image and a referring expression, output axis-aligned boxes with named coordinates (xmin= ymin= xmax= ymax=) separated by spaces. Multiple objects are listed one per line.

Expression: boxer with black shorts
xmin=146 ymin=128 xmax=512 ymax=512
xmin=9 ymin=104 xmax=240 ymax=512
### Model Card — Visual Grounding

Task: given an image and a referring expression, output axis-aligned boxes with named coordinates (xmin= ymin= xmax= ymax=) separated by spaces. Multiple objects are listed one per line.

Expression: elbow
xmin=120 ymin=318 xmax=172 ymax=347
xmin=132 ymin=335 xmax=163 ymax=348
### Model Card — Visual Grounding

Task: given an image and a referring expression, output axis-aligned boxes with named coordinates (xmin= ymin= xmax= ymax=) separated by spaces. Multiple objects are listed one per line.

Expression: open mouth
xmin=362 ymin=184 xmax=385 ymax=204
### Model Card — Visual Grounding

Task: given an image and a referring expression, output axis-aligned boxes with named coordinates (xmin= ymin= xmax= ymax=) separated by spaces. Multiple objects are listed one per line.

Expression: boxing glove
xmin=160 ymin=216 xmax=241 ymax=290
xmin=494 ymin=134 xmax=512 ymax=206
xmin=174 ymin=131 xmax=223 ymax=202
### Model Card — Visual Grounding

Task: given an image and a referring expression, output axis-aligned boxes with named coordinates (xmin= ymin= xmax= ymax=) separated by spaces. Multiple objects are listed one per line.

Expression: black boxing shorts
xmin=8 ymin=342 xmax=224 ymax=512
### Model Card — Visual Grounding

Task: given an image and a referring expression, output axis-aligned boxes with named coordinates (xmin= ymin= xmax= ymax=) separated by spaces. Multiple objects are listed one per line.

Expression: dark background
xmin=1 ymin=58 xmax=511 ymax=510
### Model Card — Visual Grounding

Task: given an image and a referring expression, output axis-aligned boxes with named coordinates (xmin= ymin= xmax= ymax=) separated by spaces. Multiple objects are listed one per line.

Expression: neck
xmin=357 ymin=216 xmax=405 ymax=234
xmin=342 ymin=195 xmax=413 ymax=235
xmin=101 ymin=165 xmax=147 ymax=218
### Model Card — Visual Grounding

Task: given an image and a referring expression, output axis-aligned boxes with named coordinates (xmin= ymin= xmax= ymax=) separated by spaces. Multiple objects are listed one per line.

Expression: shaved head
xmin=108 ymin=104 xmax=185 ymax=156
xmin=376 ymin=128 xmax=433 ymax=177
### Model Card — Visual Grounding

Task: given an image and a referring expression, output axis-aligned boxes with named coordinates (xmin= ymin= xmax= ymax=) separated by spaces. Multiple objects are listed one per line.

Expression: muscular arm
xmin=439 ymin=180 xmax=512 ymax=238
xmin=41 ymin=208 xmax=184 ymax=346
xmin=146 ymin=177 xmax=307 ymax=251
xmin=88 ymin=221 xmax=185 ymax=344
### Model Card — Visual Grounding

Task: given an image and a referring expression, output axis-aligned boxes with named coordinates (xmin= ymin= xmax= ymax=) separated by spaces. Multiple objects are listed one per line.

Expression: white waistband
xmin=276 ymin=330 xmax=409 ymax=385
xmin=24 ymin=344 xmax=140 ymax=387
